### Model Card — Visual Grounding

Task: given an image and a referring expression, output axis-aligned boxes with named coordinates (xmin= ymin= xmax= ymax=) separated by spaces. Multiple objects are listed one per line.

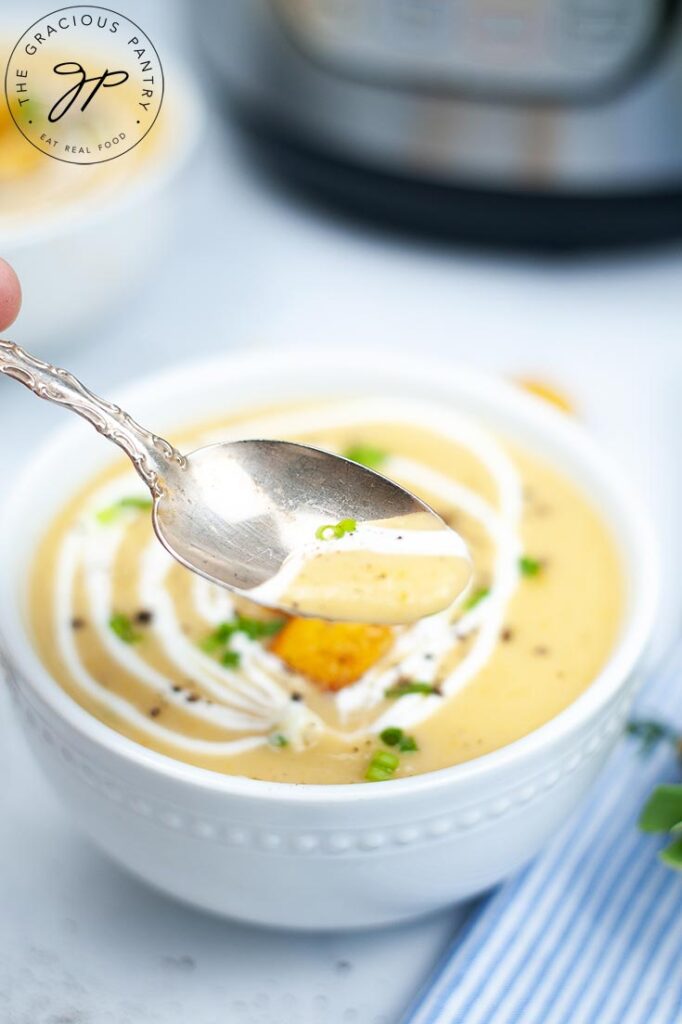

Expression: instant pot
xmin=197 ymin=1 xmax=682 ymax=247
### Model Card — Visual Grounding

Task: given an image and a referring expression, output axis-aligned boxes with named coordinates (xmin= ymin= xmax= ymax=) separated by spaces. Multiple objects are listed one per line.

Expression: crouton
xmin=270 ymin=618 xmax=393 ymax=690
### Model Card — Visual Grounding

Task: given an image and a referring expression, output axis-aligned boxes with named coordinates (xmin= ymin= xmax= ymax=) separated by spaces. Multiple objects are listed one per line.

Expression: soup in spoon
xmin=250 ymin=510 xmax=471 ymax=624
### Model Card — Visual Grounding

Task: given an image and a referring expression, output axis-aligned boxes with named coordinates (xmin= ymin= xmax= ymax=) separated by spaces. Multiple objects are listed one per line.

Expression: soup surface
xmin=30 ymin=398 xmax=623 ymax=784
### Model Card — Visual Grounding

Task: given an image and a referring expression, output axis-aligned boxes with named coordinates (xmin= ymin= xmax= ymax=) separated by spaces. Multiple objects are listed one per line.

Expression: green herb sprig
xmin=519 ymin=555 xmax=543 ymax=577
xmin=629 ymin=715 xmax=682 ymax=869
xmin=627 ymin=718 xmax=680 ymax=757
xmin=639 ymin=784 xmax=682 ymax=869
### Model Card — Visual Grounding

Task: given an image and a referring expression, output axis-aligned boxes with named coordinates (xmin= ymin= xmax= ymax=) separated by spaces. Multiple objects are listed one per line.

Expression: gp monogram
xmin=4 ymin=5 xmax=164 ymax=165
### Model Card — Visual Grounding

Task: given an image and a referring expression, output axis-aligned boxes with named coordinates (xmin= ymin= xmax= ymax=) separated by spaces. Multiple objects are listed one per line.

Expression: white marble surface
xmin=2 ymin=2 xmax=682 ymax=1021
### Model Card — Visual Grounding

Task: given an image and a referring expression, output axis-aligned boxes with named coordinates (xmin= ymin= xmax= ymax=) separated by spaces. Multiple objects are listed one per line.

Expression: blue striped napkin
xmin=403 ymin=644 xmax=682 ymax=1024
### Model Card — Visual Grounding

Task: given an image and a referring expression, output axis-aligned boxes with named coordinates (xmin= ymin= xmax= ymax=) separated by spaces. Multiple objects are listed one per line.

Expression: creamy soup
xmin=29 ymin=398 xmax=623 ymax=784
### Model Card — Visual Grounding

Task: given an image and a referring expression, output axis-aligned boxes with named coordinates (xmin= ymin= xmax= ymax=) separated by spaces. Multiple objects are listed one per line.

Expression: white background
xmin=1 ymin=2 xmax=681 ymax=1022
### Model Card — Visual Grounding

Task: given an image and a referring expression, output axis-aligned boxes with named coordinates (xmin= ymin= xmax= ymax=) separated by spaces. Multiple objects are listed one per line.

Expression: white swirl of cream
xmin=56 ymin=536 xmax=266 ymax=756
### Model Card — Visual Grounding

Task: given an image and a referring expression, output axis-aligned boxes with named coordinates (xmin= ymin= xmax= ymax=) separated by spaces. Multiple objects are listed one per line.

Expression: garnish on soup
xmin=96 ymin=495 xmax=153 ymax=525
xmin=519 ymin=555 xmax=543 ymax=577
xmin=271 ymin=619 xmax=394 ymax=690
xmin=109 ymin=612 xmax=142 ymax=644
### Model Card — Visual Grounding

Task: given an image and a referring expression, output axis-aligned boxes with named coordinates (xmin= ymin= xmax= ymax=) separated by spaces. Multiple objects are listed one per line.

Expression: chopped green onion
xmin=96 ymin=507 xmax=123 ymax=525
xmin=268 ymin=733 xmax=289 ymax=748
xmin=373 ymin=750 xmax=400 ymax=769
xmin=221 ymin=649 xmax=241 ymax=668
xmin=315 ymin=524 xmax=338 ymax=541
xmin=233 ymin=615 xmax=286 ymax=640
xmin=109 ymin=613 xmax=141 ymax=644
xmin=213 ymin=622 xmax=237 ymax=642
xmin=385 ymin=680 xmax=438 ymax=699
xmin=201 ymin=616 xmax=285 ymax=648
xmin=343 ymin=444 xmax=388 ymax=471
xmin=96 ymin=496 xmax=153 ymax=525
xmin=118 ymin=496 xmax=153 ymax=510
xmin=398 ymin=734 xmax=418 ymax=753
xmin=463 ymin=587 xmax=490 ymax=611
xmin=519 ymin=555 xmax=542 ymax=577
xmin=380 ymin=727 xmax=404 ymax=747
xmin=379 ymin=726 xmax=419 ymax=752
xmin=365 ymin=748 xmax=400 ymax=782
xmin=199 ymin=615 xmax=284 ymax=666
xmin=315 ymin=518 xmax=357 ymax=541
xmin=199 ymin=634 xmax=224 ymax=654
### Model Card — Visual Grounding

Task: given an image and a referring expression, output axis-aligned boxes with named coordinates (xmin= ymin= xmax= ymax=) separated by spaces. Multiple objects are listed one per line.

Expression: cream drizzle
xmin=55 ymin=531 xmax=265 ymax=756
xmin=52 ymin=399 xmax=523 ymax=757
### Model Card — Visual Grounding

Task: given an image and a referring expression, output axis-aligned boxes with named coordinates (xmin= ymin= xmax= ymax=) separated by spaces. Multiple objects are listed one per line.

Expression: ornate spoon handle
xmin=0 ymin=340 xmax=185 ymax=495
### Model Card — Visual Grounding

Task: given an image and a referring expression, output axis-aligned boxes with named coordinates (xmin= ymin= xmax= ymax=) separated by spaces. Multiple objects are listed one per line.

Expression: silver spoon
xmin=0 ymin=341 xmax=469 ymax=623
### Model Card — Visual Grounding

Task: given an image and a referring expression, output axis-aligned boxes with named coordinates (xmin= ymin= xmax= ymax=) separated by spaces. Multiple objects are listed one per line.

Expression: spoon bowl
xmin=153 ymin=438 xmax=439 ymax=594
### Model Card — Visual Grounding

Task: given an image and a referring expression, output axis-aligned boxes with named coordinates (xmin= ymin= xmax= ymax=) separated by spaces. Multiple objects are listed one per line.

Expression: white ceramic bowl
xmin=0 ymin=351 xmax=659 ymax=930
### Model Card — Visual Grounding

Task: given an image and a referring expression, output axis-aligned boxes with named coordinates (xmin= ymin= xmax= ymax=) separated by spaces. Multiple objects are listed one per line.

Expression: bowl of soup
xmin=0 ymin=351 xmax=658 ymax=929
